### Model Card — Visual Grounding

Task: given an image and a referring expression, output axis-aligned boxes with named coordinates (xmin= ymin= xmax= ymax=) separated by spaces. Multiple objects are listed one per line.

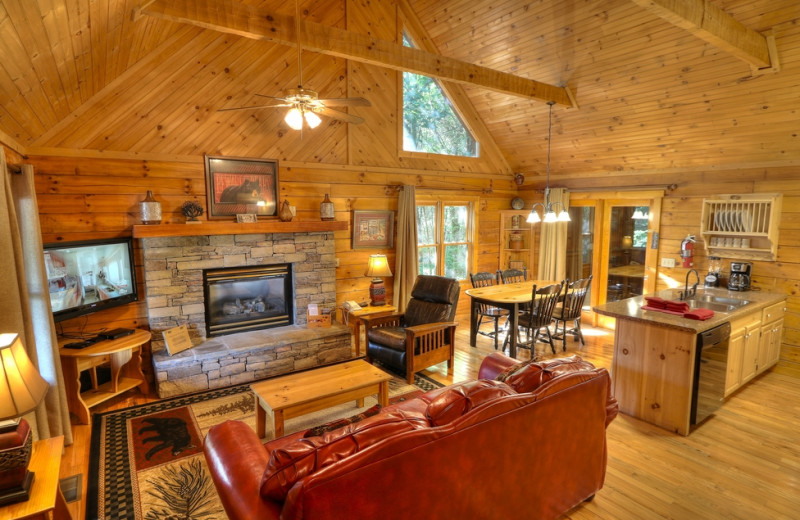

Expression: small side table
xmin=1 ymin=436 xmax=71 ymax=520
xmin=341 ymin=304 xmax=397 ymax=356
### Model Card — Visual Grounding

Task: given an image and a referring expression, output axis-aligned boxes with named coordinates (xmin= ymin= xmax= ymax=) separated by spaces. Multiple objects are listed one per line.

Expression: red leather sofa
xmin=203 ymin=353 xmax=619 ymax=520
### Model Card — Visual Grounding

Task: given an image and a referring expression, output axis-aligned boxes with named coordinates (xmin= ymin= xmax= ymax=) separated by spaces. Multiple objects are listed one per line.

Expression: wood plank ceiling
xmin=0 ymin=0 xmax=798 ymax=181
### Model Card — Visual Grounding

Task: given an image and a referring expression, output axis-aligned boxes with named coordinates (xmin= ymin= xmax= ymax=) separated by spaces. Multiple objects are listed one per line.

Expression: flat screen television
xmin=44 ymin=238 xmax=138 ymax=322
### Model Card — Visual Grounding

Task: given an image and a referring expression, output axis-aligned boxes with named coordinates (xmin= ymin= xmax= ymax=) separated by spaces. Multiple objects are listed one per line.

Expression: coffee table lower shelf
xmin=251 ymin=360 xmax=392 ymax=439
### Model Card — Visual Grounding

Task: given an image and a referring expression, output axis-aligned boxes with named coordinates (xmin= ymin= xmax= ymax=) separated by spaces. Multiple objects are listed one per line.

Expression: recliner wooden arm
xmin=402 ymin=321 xmax=458 ymax=384
xmin=360 ymin=313 xmax=404 ymax=329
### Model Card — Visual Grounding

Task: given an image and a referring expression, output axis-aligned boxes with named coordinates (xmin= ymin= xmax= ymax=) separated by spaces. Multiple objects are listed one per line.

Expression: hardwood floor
xmin=59 ymin=324 xmax=800 ymax=519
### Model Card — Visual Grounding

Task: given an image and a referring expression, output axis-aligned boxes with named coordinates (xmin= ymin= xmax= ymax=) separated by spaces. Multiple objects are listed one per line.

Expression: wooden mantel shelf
xmin=132 ymin=220 xmax=348 ymax=238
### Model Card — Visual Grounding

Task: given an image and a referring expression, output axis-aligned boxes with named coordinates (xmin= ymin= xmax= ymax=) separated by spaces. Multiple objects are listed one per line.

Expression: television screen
xmin=44 ymin=238 xmax=138 ymax=322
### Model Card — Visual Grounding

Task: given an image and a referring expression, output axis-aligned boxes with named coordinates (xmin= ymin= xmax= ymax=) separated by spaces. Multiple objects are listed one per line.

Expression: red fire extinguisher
xmin=680 ymin=234 xmax=696 ymax=267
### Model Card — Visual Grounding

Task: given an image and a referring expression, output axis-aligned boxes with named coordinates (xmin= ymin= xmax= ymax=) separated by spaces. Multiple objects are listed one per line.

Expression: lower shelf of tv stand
xmin=81 ymin=377 xmax=145 ymax=408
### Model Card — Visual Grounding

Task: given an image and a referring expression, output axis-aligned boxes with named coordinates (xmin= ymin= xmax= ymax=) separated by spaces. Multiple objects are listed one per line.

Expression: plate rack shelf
xmin=700 ymin=193 xmax=782 ymax=261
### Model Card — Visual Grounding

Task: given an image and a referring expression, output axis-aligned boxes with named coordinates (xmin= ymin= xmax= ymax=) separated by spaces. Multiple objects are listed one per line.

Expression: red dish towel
xmin=665 ymin=301 xmax=690 ymax=313
xmin=684 ymin=308 xmax=715 ymax=320
xmin=644 ymin=296 xmax=668 ymax=309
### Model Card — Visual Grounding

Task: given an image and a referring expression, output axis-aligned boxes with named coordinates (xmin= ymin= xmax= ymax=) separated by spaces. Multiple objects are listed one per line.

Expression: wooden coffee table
xmin=251 ymin=359 xmax=393 ymax=438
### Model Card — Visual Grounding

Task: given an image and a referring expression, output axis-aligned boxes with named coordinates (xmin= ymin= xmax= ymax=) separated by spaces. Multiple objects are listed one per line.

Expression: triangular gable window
xmin=402 ymin=33 xmax=479 ymax=157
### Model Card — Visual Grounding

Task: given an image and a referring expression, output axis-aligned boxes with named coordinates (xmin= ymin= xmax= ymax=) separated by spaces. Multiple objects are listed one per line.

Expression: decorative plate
xmin=511 ymin=197 xmax=525 ymax=210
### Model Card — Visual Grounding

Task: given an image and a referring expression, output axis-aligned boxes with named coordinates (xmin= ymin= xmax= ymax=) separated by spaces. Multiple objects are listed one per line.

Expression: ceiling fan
xmin=219 ymin=1 xmax=370 ymax=130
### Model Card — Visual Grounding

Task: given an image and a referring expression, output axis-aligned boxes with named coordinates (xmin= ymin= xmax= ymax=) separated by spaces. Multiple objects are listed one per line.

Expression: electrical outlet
xmin=661 ymin=257 xmax=676 ymax=268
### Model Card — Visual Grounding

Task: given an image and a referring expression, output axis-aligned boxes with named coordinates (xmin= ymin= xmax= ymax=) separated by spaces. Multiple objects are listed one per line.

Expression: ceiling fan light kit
xmin=527 ymin=101 xmax=571 ymax=224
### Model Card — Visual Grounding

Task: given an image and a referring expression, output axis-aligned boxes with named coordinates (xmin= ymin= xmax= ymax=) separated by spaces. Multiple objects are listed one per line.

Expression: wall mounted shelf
xmin=700 ymin=193 xmax=782 ymax=261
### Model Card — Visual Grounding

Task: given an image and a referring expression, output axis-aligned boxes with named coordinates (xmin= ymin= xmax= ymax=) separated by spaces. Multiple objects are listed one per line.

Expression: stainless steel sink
xmin=684 ymin=294 xmax=751 ymax=313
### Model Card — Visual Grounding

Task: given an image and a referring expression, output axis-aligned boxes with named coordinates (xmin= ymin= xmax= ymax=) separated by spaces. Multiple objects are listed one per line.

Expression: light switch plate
xmin=661 ymin=257 xmax=676 ymax=268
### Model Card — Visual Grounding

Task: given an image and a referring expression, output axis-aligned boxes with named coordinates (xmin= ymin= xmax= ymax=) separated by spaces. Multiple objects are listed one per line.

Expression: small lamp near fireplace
xmin=0 ymin=333 xmax=49 ymax=506
xmin=365 ymin=254 xmax=393 ymax=306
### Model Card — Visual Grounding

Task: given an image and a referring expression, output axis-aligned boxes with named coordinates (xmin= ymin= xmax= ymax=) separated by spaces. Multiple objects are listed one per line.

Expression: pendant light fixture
xmin=526 ymin=101 xmax=571 ymax=224
xmin=284 ymin=0 xmax=322 ymax=131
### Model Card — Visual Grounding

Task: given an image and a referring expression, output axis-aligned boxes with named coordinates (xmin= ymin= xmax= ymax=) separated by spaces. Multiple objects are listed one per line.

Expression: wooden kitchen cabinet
xmin=758 ymin=300 xmax=786 ymax=372
xmin=498 ymin=210 xmax=535 ymax=273
xmin=725 ymin=312 xmax=760 ymax=395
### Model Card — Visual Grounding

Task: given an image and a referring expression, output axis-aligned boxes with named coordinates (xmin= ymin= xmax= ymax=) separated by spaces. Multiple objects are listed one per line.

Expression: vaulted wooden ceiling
xmin=1 ymin=0 xmax=798 ymax=181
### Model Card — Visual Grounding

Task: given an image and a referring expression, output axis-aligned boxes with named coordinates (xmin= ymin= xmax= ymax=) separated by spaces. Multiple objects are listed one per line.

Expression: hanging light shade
xmin=526 ymin=101 xmax=571 ymax=225
xmin=304 ymin=110 xmax=321 ymax=128
xmin=285 ymin=107 xmax=304 ymax=130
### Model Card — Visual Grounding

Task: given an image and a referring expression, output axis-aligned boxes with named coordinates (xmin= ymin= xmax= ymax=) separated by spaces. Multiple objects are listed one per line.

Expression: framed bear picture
xmin=204 ymin=155 xmax=279 ymax=219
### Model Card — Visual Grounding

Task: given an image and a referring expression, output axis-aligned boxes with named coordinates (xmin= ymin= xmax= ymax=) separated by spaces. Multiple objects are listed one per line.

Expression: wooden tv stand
xmin=58 ymin=329 xmax=151 ymax=425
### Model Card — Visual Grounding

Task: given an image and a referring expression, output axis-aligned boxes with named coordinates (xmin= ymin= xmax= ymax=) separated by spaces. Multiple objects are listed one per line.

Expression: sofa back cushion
xmin=496 ymin=355 xmax=597 ymax=393
xmin=423 ymin=379 xmax=515 ymax=426
xmin=260 ymin=409 xmax=429 ymax=501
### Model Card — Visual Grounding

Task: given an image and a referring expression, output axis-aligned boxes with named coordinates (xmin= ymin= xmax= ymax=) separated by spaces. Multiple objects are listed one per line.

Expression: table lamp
xmin=0 ymin=333 xmax=50 ymax=506
xmin=364 ymin=254 xmax=393 ymax=306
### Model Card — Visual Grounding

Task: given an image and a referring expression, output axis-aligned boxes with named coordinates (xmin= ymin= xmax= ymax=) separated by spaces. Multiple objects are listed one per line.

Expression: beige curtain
xmin=392 ymin=186 xmax=418 ymax=313
xmin=1 ymin=150 xmax=73 ymax=445
xmin=537 ymin=187 xmax=569 ymax=283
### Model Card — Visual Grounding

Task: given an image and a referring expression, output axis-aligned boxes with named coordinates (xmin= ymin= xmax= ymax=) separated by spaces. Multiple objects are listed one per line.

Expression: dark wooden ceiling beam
xmin=629 ymin=0 xmax=772 ymax=68
xmin=137 ymin=0 xmax=576 ymax=108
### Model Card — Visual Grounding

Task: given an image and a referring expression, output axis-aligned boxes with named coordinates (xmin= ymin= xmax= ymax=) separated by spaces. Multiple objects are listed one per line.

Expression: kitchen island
xmin=594 ymin=287 xmax=786 ymax=435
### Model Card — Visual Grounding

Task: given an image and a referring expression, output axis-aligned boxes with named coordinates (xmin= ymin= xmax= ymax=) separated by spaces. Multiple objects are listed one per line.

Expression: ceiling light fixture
xmin=632 ymin=207 xmax=649 ymax=220
xmin=526 ymin=101 xmax=571 ymax=224
xmin=282 ymin=0 xmax=320 ymax=131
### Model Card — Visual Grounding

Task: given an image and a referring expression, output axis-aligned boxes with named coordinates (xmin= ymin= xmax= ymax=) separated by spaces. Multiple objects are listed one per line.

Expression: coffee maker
xmin=728 ymin=262 xmax=752 ymax=291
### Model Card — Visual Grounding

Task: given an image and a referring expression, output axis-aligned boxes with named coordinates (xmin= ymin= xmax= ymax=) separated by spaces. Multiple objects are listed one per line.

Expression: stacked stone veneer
xmin=141 ymin=231 xmax=351 ymax=398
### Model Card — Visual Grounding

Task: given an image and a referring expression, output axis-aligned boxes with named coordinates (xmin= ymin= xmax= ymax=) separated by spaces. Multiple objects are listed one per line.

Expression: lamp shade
xmin=0 ymin=334 xmax=49 ymax=421
xmin=364 ymin=255 xmax=393 ymax=278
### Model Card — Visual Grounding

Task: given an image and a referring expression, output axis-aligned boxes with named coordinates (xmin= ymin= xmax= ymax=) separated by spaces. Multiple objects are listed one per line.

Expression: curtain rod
xmin=567 ymin=183 xmax=677 ymax=193
xmin=7 ymin=164 xmax=22 ymax=174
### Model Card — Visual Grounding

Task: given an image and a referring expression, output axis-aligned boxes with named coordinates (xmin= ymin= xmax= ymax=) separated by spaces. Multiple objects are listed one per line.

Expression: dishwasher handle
xmin=699 ymin=322 xmax=731 ymax=346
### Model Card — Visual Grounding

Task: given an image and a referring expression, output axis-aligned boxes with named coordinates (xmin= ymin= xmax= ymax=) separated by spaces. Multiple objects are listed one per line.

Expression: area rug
xmin=86 ymin=371 xmax=443 ymax=520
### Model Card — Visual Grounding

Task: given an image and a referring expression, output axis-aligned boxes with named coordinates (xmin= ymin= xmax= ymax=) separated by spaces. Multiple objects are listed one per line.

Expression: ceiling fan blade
xmin=314 ymin=106 xmax=365 ymax=124
xmin=254 ymin=93 xmax=290 ymax=102
xmin=218 ymin=103 xmax=293 ymax=112
xmin=315 ymin=97 xmax=371 ymax=107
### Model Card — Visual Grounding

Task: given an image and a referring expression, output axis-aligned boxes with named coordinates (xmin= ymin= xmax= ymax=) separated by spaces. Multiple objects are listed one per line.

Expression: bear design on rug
xmin=220 ymin=179 xmax=261 ymax=203
xmin=138 ymin=417 xmax=194 ymax=460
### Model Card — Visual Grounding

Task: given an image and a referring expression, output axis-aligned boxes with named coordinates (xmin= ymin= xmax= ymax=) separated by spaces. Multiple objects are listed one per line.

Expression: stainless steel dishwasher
xmin=691 ymin=322 xmax=731 ymax=426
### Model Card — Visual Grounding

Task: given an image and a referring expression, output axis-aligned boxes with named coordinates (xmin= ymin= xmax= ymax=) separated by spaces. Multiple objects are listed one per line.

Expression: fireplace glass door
xmin=204 ymin=264 xmax=293 ymax=336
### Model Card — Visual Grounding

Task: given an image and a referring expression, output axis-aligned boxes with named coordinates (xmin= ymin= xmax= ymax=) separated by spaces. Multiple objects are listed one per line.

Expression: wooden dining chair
xmin=469 ymin=272 xmax=510 ymax=350
xmin=506 ymin=281 xmax=564 ymax=356
xmin=552 ymin=276 xmax=593 ymax=351
xmin=499 ymin=268 xmax=527 ymax=284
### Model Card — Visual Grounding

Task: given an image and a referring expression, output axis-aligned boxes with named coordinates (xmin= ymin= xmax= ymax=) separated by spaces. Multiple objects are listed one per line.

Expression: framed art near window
xmin=204 ymin=155 xmax=279 ymax=219
xmin=352 ymin=210 xmax=394 ymax=249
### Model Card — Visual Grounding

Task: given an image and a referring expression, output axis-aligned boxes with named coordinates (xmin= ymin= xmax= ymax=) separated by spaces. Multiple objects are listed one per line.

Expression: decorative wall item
xmin=352 ymin=210 xmax=394 ymax=249
xmin=320 ymin=194 xmax=335 ymax=221
xmin=140 ymin=190 xmax=162 ymax=225
xmin=180 ymin=200 xmax=204 ymax=222
xmin=235 ymin=214 xmax=258 ymax=223
xmin=204 ymin=155 xmax=278 ymax=219
xmin=279 ymin=199 xmax=294 ymax=222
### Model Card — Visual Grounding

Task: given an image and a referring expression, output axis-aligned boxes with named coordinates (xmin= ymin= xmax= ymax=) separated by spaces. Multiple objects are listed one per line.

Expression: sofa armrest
xmin=204 ymin=420 xmax=282 ymax=520
xmin=478 ymin=351 xmax=519 ymax=380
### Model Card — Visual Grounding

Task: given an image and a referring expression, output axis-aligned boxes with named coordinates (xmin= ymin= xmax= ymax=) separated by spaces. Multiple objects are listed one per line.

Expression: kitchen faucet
xmin=680 ymin=269 xmax=700 ymax=300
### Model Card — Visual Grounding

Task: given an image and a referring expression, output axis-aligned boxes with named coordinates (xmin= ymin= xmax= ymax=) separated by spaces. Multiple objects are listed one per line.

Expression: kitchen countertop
xmin=593 ymin=287 xmax=787 ymax=333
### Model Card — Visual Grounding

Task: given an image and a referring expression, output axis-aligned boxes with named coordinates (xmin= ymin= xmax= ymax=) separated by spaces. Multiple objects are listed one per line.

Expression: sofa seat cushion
xmin=422 ymin=380 xmax=516 ymax=426
xmin=260 ymin=409 xmax=429 ymax=501
xmin=496 ymin=355 xmax=597 ymax=394
xmin=367 ymin=327 xmax=406 ymax=351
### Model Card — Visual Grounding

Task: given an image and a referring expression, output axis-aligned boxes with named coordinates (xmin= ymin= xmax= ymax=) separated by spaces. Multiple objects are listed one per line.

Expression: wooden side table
xmin=341 ymin=304 xmax=397 ymax=356
xmin=1 ymin=436 xmax=71 ymax=520
xmin=59 ymin=329 xmax=151 ymax=424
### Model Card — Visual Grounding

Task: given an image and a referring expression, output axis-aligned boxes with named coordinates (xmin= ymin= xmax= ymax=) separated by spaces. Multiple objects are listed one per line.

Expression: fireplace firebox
xmin=203 ymin=264 xmax=293 ymax=337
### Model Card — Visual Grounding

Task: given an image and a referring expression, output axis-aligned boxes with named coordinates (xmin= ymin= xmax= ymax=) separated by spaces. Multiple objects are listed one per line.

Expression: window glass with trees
xmin=402 ymin=33 xmax=478 ymax=157
xmin=416 ymin=200 xmax=472 ymax=281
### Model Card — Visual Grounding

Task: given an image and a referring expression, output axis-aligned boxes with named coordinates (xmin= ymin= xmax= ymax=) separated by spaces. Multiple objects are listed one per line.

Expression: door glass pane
xmin=607 ymin=206 xmax=645 ymax=301
xmin=444 ymin=244 xmax=468 ymax=280
xmin=566 ymin=206 xmax=594 ymax=309
xmin=418 ymin=246 xmax=437 ymax=275
xmin=443 ymin=205 xmax=467 ymax=242
xmin=417 ymin=206 xmax=436 ymax=244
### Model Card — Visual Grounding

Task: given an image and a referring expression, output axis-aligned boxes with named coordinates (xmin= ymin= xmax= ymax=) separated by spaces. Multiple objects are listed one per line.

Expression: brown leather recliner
xmin=361 ymin=275 xmax=459 ymax=383
xmin=203 ymin=353 xmax=619 ymax=520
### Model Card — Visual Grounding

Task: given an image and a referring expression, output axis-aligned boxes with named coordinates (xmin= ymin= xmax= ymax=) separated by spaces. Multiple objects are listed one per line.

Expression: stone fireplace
xmin=138 ymin=227 xmax=351 ymax=398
